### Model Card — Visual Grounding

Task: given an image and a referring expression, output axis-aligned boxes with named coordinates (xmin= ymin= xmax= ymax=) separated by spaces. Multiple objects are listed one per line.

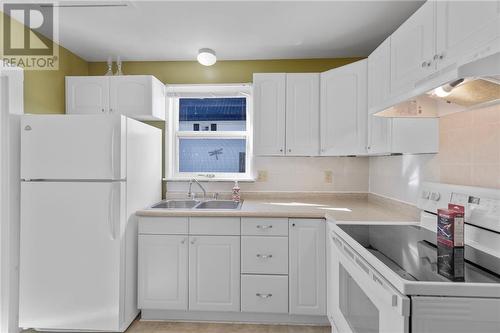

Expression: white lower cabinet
xmin=138 ymin=234 xmax=188 ymax=310
xmin=138 ymin=216 xmax=326 ymax=321
xmin=241 ymin=275 xmax=288 ymax=314
xmin=188 ymin=235 xmax=240 ymax=312
xmin=289 ymin=219 xmax=326 ymax=316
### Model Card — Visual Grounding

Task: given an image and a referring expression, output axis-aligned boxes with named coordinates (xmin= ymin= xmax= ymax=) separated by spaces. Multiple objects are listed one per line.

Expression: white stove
xmin=327 ymin=182 xmax=500 ymax=333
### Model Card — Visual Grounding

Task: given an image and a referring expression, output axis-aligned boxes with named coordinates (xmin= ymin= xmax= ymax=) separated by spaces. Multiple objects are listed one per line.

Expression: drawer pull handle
xmin=256 ymin=225 xmax=273 ymax=229
xmin=256 ymin=254 xmax=273 ymax=259
xmin=256 ymin=293 xmax=272 ymax=299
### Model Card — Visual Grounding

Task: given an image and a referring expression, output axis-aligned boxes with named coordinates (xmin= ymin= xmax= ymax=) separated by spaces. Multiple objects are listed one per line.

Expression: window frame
xmin=165 ymin=84 xmax=254 ymax=181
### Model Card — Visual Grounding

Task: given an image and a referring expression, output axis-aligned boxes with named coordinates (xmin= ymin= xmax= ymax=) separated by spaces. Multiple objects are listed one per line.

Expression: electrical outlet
xmin=257 ymin=170 xmax=268 ymax=182
xmin=324 ymin=170 xmax=333 ymax=184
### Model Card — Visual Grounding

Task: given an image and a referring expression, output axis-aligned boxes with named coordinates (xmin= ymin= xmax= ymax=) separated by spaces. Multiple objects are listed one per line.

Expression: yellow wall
xmin=87 ymin=59 xmax=363 ymax=132
xmin=87 ymin=58 xmax=363 ymax=84
xmin=1 ymin=12 xmax=89 ymax=114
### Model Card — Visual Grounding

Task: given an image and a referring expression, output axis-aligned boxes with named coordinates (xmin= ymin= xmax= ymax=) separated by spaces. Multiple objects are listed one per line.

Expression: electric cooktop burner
xmin=338 ymin=224 xmax=500 ymax=284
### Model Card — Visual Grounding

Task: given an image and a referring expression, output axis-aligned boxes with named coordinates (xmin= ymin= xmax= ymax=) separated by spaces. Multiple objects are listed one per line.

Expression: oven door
xmin=329 ymin=231 xmax=410 ymax=333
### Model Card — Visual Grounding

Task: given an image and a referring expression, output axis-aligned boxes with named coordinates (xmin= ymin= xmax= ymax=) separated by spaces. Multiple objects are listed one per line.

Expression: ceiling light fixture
xmin=197 ymin=48 xmax=217 ymax=66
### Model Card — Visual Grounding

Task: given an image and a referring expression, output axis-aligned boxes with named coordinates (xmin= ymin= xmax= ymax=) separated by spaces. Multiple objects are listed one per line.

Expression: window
xmin=166 ymin=84 xmax=253 ymax=180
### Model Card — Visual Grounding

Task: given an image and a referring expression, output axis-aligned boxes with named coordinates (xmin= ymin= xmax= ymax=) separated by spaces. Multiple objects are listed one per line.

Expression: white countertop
xmin=136 ymin=193 xmax=419 ymax=222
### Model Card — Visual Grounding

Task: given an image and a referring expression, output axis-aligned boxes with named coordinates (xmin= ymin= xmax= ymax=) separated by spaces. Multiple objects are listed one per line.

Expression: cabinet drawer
xmin=189 ymin=217 xmax=240 ymax=235
xmin=241 ymin=275 xmax=288 ymax=313
xmin=241 ymin=236 xmax=288 ymax=274
xmin=241 ymin=217 xmax=289 ymax=236
xmin=138 ymin=217 xmax=188 ymax=235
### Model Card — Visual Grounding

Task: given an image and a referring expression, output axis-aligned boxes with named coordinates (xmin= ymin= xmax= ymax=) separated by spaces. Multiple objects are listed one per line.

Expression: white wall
xmin=167 ymin=156 xmax=369 ymax=193
xmin=369 ymin=154 xmax=439 ymax=205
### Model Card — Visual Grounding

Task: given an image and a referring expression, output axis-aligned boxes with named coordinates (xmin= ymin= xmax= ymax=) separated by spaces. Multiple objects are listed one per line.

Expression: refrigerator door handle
xmin=110 ymin=127 xmax=115 ymax=177
xmin=108 ymin=185 xmax=116 ymax=240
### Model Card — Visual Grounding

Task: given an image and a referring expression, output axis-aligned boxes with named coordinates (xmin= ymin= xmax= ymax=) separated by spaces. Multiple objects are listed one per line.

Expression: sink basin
xmin=195 ymin=200 xmax=243 ymax=210
xmin=151 ymin=200 xmax=200 ymax=209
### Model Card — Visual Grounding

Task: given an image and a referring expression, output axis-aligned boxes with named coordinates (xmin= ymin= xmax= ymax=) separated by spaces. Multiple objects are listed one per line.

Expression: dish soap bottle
xmin=232 ymin=181 xmax=241 ymax=202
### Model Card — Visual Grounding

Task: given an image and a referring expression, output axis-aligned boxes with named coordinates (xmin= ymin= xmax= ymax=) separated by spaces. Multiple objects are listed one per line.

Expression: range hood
xmin=375 ymin=52 xmax=500 ymax=118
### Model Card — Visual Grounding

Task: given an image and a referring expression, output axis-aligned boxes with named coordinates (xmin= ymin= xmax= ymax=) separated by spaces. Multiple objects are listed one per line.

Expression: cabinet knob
xmin=421 ymin=61 xmax=431 ymax=68
xmin=190 ymin=238 xmax=196 ymax=244
xmin=256 ymin=293 xmax=273 ymax=299
xmin=288 ymin=149 xmax=291 ymax=153
xmin=181 ymin=238 xmax=186 ymax=244
xmin=109 ymin=108 xmax=113 ymax=113
xmin=279 ymin=148 xmax=283 ymax=152
xmin=292 ymin=223 xmax=296 ymax=227
xmin=101 ymin=108 xmax=105 ymax=113
xmin=439 ymin=53 xmax=445 ymax=60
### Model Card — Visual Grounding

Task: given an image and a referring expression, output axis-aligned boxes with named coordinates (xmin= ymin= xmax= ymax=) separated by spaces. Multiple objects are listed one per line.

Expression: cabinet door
xmin=289 ymin=219 xmax=326 ymax=316
xmin=109 ymin=76 xmax=152 ymax=118
xmin=285 ymin=73 xmax=320 ymax=156
xmin=390 ymin=1 xmax=436 ymax=96
xmin=253 ymin=73 xmax=286 ymax=156
xmin=138 ymin=235 xmax=188 ymax=310
xmin=367 ymin=115 xmax=391 ymax=155
xmin=188 ymin=236 xmax=240 ymax=312
xmin=368 ymin=38 xmax=391 ymax=112
xmin=320 ymin=60 xmax=367 ymax=156
xmin=65 ymin=76 xmax=109 ymax=115
xmin=367 ymin=38 xmax=392 ymax=155
xmin=436 ymin=1 xmax=500 ymax=69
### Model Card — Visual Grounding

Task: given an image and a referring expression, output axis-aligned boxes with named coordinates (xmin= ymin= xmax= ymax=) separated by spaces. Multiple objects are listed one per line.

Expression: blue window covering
xmin=179 ymin=98 xmax=246 ymax=121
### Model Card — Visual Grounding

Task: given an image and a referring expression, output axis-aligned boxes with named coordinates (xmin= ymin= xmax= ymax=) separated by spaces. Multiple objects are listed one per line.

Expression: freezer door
xmin=19 ymin=181 xmax=123 ymax=331
xmin=20 ymin=115 xmax=126 ymax=180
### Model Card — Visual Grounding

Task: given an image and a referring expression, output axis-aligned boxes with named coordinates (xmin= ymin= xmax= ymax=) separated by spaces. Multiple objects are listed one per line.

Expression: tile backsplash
xmin=167 ymin=156 xmax=369 ymax=193
xmin=439 ymin=104 xmax=500 ymax=188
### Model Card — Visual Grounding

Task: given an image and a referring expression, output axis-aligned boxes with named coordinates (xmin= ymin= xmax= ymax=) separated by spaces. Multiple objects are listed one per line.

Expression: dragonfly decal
xmin=209 ymin=148 xmax=223 ymax=160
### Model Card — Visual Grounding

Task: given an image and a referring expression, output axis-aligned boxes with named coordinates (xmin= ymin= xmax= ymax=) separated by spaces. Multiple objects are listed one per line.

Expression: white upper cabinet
xmin=390 ymin=118 xmax=438 ymax=154
xmin=66 ymin=75 xmax=166 ymax=121
xmin=436 ymin=1 xmax=500 ymax=70
xmin=253 ymin=73 xmax=320 ymax=156
xmin=289 ymin=219 xmax=326 ymax=316
xmin=285 ymin=74 xmax=320 ymax=156
xmin=65 ymin=76 xmax=109 ymax=115
xmin=188 ymin=236 xmax=240 ymax=312
xmin=367 ymin=38 xmax=392 ymax=155
xmin=320 ymin=60 xmax=367 ymax=156
xmin=390 ymin=1 xmax=436 ymax=96
xmin=253 ymin=73 xmax=287 ymax=156
xmin=367 ymin=115 xmax=391 ymax=155
xmin=368 ymin=38 xmax=391 ymax=112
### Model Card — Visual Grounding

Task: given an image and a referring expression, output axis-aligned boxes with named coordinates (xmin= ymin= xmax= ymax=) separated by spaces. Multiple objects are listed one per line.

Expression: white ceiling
xmin=49 ymin=0 xmax=425 ymax=62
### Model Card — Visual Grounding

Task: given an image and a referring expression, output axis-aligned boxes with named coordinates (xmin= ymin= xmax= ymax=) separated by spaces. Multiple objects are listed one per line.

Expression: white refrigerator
xmin=18 ymin=114 xmax=162 ymax=332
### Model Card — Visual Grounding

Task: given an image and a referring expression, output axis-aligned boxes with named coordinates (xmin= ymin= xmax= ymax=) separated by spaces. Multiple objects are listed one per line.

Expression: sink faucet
xmin=188 ymin=178 xmax=207 ymax=199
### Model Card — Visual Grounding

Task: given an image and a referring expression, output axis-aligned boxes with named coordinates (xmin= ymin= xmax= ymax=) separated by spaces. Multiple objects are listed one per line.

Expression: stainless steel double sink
xmin=151 ymin=199 xmax=243 ymax=210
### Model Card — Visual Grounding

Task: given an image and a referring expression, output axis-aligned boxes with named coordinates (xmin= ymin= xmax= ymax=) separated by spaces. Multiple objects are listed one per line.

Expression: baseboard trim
xmin=140 ymin=310 xmax=329 ymax=326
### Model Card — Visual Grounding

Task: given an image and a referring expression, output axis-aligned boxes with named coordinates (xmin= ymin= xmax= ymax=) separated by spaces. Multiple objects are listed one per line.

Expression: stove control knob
xmin=421 ymin=191 xmax=430 ymax=199
xmin=430 ymin=192 xmax=441 ymax=201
